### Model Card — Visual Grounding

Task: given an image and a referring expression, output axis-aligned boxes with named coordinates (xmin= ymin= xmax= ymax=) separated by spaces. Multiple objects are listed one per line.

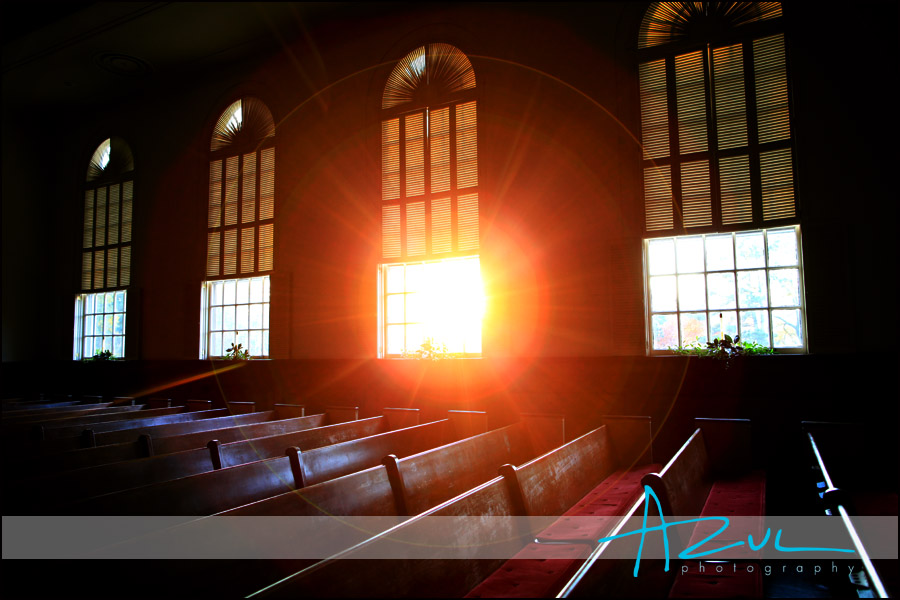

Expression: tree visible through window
xmin=378 ymin=44 xmax=484 ymax=358
xmin=74 ymin=137 xmax=134 ymax=359
xmin=637 ymin=2 xmax=805 ymax=352
xmin=200 ymin=97 xmax=275 ymax=359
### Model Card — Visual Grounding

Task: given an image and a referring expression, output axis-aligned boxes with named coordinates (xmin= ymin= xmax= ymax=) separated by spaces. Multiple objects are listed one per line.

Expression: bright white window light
xmin=380 ymin=256 xmax=484 ymax=357
xmin=646 ymin=226 xmax=805 ymax=352
xmin=74 ymin=290 xmax=126 ymax=359
xmin=200 ymin=276 xmax=270 ymax=359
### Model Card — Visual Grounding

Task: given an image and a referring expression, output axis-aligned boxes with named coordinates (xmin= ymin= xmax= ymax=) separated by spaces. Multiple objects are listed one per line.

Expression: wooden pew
xmin=26 ymin=407 xmax=185 ymax=440
xmin=1 ymin=405 xmax=137 ymax=428
xmin=805 ymin=421 xmax=896 ymax=598
xmin=1 ymin=401 xmax=109 ymax=417
xmin=15 ymin=415 xmax=400 ymax=509
xmin=5 ymin=411 xmax=346 ymax=477
xmin=221 ymin=418 xmax=553 ymax=519
xmin=247 ymin=418 xmax=658 ymax=598
xmin=66 ymin=418 xmax=459 ymax=516
xmin=559 ymin=418 xmax=764 ymax=599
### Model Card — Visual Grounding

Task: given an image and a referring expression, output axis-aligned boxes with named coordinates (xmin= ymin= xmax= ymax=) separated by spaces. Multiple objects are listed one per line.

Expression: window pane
xmin=94 ymin=316 xmax=104 ymax=336
xmin=651 ymin=314 xmax=679 ymax=350
xmin=224 ymin=280 xmax=236 ymax=305
xmin=709 ymin=310 xmax=738 ymax=341
xmin=740 ymin=310 xmax=770 ymax=346
xmin=115 ymin=291 xmax=126 ymax=312
xmin=769 ymin=268 xmax=800 ymax=307
xmin=263 ymin=331 xmax=269 ymax=356
xmin=85 ymin=294 xmax=95 ymax=314
xmin=680 ymin=312 xmax=708 ymax=345
xmin=212 ymin=281 xmax=224 ymax=306
xmin=676 ymin=236 xmax=704 ymax=273
xmin=406 ymin=292 xmax=426 ymax=323
xmin=249 ymin=330 xmax=263 ymax=356
xmin=263 ymin=303 xmax=269 ymax=329
xmin=648 ymin=239 xmax=675 ymax=275
xmin=707 ymin=272 xmax=736 ymax=309
xmin=406 ymin=324 xmax=425 ymax=353
xmin=113 ymin=336 xmax=124 ymax=357
xmin=236 ymin=304 xmax=249 ymax=330
xmin=250 ymin=304 xmax=262 ymax=329
xmin=386 ymin=294 xmax=405 ymax=324
xmin=735 ymin=231 xmax=765 ymax=269
xmin=84 ymin=316 xmax=94 ymax=336
xmin=767 ymin=228 xmax=798 ymax=267
xmin=103 ymin=336 xmax=113 ymax=353
xmin=386 ymin=325 xmax=405 ymax=355
xmin=211 ymin=306 xmax=223 ymax=331
xmin=386 ymin=265 xmax=404 ymax=294
xmin=250 ymin=278 xmax=264 ymax=303
xmin=210 ymin=332 xmax=222 ymax=358
xmin=650 ymin=275 xmax=677 ymax=312
xmin=737 ymin=270 xmax=768 ymax=308
xmin=221 ymin=331 xmax=235 ymax=354
xmin=104 ymin=314 xmax=114 ymax=335
xmin=223 ymin=306 xmax=235 ymax=330
xmin=772 ymin=309 xmax=803 ymax=348
xmin=105 ymin=293 xmax=115 ymax=313
xmin=677 ymin=274 xmax=706 ymax=311
xmin=406 ymin=263 xmax=426 ymax=292
xmin=114 ymin=313 xmax=125 ymax=335
xmin=236 ymin=278 xmax=250 ymax=304
xmin=705 ymin=234 xmax=734 ymax=271
xmin=235 ymin=330 xmax=249 ymax=352
xmin=83 ymin=337 xmax=93 ymax=357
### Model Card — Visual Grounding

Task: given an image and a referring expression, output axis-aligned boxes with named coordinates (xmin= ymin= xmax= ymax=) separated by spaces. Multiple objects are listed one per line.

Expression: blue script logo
xmin=597 ymin=485 xmax=855 ymax=577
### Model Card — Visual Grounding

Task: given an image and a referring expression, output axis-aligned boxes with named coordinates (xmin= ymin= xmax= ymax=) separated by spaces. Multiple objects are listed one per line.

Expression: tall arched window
xmin=74 ymin=137 xmax=134 ymax=359
xmin=638 ymin=2 xmax=806 ymax=353
xmin=378 ymin=44 xmax=484 ymax=358
xmin=200 ymin=97 xmax=275 ymax=359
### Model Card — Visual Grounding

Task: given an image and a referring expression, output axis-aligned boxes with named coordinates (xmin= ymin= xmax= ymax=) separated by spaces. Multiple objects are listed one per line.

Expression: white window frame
xmin=645 ymin=225 xmax=807 ymax=354
xmin=74 ymin=290 xmax=127 ymax=360
xmin=200 ymin=275 xmax=270 ymax=359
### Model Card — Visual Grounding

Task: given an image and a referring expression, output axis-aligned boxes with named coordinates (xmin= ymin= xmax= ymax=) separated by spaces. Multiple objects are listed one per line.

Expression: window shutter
xmin=675 ymin=51 xmax=708 ymax=154
xmin=407 ymin=201 xmax=426 ymax=256
xmin=224 ymin=229 xmax=237 ymax=275
xmin=224 ymin=156 xmax=239 ymax=226
xmin=760 ymin=148 xmax=795 ymax=220
xmin=431 ymin=197 xmax=452 ymax=253
xmin=106 ymin=247 xmax=118 ymax=288
xmin=754 ymin=34 xmax=790 ymax=144
xmin=719 ymin=155 xmax=752 ymax=224
xmin=430 ymin=107 xmax=451 ymax=193
xmin=119 ymin=246 xmax=131 ymax=286
xmin=259 ymin=148 xmax=275 ymax=221
xmin=93 ymin=250 xmax=105 ymax=289
xmin=457 ymin=193 xmax=479 ymax=251
xmin=209 ymin=161 xmax=222 ymax=228
xmin=639 ymin=59 xmax=670 ymax=159
xmin=207 ymin=232 xmax=221 ymax=277
xmin=121 ymin=181 xmax=133 ymax=244
xmin=82 ymin=252 xmax=93 ymax=290
xmin=405 ymin=113 xmax=425 ymax=197
xmin=712 ymin=43 xmax=747 ymax=150
xmin=382 ymin=119 xmax=401 ymax=201
xmin=83 ymin=191 xmax=94 ymax=249
xmin=95 ymin=187 xmax=107 ymax=247
xmin=644 ymin=165 xmax=673 ymax=231
xmin=241 ymin=227 xmax=255 ymax=273
xmin=258 ymin=223 xmax=274 ymax=271
xmin=382 ymin=205 xmax=401 ymax=258
xmin=681 ymin=160 xmax=712 ymax=227
xmin=242 ymin=152 xmax=256 ymax=224
xmin=108 ymin=185 xmax=120 ymax=246
xmin=456 ymin=101 xmax=478 ymax=188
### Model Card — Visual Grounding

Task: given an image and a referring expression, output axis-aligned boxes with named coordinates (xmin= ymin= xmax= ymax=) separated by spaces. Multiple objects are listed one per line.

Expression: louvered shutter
xmin=639 ymin=59 xmax=669 ymax=159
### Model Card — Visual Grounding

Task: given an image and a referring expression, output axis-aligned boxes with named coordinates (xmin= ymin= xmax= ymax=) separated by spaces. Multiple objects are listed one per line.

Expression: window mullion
xmin=742 ymin=41 xmax=763 ymax=227
xmin=449 ymin=103 xmax=459 ymax=251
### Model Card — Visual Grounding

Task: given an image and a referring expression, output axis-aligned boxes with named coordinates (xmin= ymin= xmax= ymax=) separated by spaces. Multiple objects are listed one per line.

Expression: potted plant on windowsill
xmin=671 ymin=334 xmax=774 ymax=369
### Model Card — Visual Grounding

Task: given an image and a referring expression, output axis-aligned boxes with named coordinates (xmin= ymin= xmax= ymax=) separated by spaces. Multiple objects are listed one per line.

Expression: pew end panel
xmin=273 ymin=403 xmax=305 ymax=419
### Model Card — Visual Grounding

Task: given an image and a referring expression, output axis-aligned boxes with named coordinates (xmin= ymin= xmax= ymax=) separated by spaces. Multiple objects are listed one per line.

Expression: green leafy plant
xmin=671 ymin=334 xmax=774 ymax=367
xmin=402 ymin=337 xmax=457 ymax=360
xmin=224 ymin=342 xmax=251 ymax=360
xmin=86 ymin=349 xmax=115 ymax=361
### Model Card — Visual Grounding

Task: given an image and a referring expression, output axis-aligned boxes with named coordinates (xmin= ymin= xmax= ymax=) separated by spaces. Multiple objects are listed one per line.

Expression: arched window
xmin=200 ymin=97 xmax=275 ymax=359
xmin=378 ymin=44 xmax=484 ymax=358
xmin=74 ymin=137 xmax=134 ymax=359
xmin=638 ymin=2 xmax=806 ymax=353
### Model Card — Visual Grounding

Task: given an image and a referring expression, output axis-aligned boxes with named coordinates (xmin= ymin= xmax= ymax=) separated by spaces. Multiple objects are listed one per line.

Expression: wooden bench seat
xmin=805 ymin=421 xmax=896 ymax=598
xmin=15 ymin=414 xmax=405 ymax=509
xmin=558 ymin=418 xmax=764 ymax=599
xmin=248 ymin=417 xmax=657 ymax=598
xmin=64 ymin=418 xmax=460 ymax=516
xmin=4 ymin=410 xmax=291 ymax=478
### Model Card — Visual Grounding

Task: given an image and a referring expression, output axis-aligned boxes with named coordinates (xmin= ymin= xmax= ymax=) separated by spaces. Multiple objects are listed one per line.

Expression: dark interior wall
xmin=2 ymin=4 xmax=898 ymax=420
